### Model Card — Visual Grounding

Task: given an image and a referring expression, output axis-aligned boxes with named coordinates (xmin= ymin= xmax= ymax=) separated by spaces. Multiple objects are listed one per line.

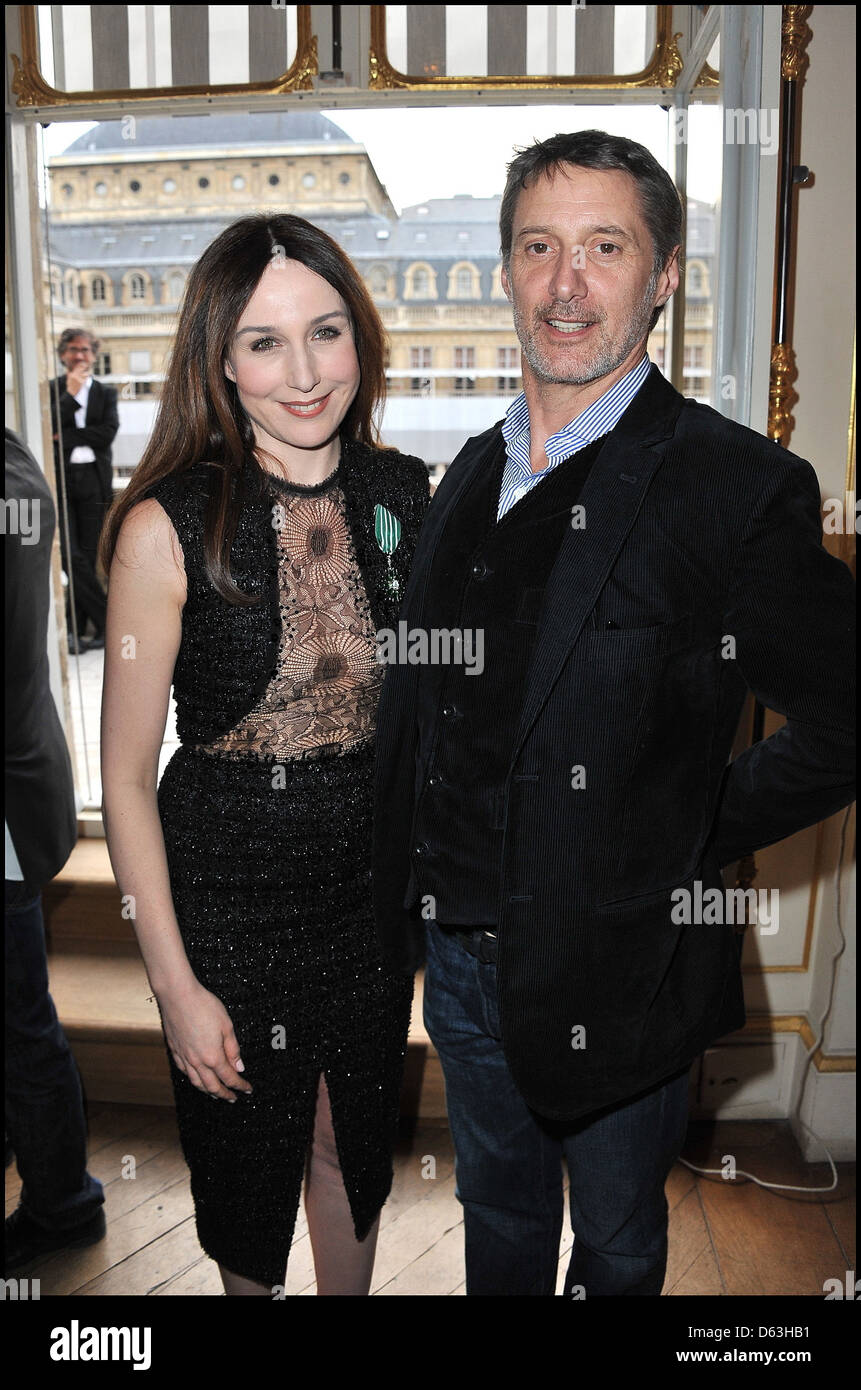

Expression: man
xmin=5 ymin=428 xmax=106 ymax=1272
xmin=373 ymin=132 xmax=856 ymax=1296
xmin=49 ymin=328 xmax=119 ymax=652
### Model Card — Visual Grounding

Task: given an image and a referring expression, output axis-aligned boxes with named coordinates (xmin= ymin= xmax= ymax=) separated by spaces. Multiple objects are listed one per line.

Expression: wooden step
xmin=43 ymin=840 xmax=445 ymax=1116
xmin=43 ymin=838 xmax=135 ymax=952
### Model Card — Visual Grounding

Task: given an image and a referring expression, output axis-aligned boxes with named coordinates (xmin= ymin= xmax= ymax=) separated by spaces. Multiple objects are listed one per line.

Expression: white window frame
xmin=5 ymin=6 xmax=782 ymax=824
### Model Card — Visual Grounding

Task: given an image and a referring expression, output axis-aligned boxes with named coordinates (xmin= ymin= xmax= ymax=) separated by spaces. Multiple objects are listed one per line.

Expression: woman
xmin=99 ymin=214 xmax=430 ymax=1295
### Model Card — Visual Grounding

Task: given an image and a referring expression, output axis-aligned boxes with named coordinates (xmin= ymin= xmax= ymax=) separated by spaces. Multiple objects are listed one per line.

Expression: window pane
xmin=39 ymin=103 xmax=684 ymax=806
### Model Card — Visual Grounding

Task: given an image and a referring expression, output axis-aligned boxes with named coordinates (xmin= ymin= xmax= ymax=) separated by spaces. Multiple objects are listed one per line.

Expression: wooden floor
xmin=6 ymin=1107 xmax=854 ymax=1296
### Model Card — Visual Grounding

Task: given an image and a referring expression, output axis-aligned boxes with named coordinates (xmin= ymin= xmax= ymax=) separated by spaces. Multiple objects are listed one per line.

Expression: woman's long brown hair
xmin=99 ymin=213 xmax=390 ymax=604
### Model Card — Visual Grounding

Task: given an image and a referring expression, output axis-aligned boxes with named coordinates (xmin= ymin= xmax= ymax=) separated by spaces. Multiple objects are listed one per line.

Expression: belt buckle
xmin=479 ymin=931 xmax=498 ymax=963
xmin=454 ymin=928 xmax=497 ymax=961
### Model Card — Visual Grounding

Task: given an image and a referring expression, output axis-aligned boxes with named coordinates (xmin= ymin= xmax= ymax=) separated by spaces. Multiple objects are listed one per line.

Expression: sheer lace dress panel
xmin=193 ymin=473 xmax=383 ymax=762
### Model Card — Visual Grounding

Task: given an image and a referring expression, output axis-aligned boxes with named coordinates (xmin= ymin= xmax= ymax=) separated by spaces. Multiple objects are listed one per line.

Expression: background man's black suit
xmin=50 ymin=374 xmax=119 ymax=510
xmin=49 ymin=373 xmax=119 ymax=641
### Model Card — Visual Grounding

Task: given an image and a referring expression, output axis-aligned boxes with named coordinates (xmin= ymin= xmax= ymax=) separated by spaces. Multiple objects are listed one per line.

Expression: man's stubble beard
xmin=512 ymin=268 xmax=660 ymax=387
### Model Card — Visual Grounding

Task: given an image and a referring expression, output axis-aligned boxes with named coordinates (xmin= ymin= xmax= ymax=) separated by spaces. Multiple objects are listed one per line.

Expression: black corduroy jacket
xmin=372 ymin=366 xmax=856 ymax=1122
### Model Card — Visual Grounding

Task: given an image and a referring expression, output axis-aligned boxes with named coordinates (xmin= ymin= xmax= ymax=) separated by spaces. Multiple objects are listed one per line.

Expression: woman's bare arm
xmin=100 ymin=498 xmax=252 ymax=1100
xmin=101 ymin=498 xmax=190 ymax=994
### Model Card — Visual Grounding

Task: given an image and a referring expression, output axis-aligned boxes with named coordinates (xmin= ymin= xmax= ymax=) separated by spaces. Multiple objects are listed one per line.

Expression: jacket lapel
xmin=371 ymin=426 xmax=502 ymax=779
xmin=399 ymin=424 xmax=504 ymax=622
xmin=57 ymin=375 xmax=75 ymax=425
xmin=511 ymin=368 xmax=686 ymax=762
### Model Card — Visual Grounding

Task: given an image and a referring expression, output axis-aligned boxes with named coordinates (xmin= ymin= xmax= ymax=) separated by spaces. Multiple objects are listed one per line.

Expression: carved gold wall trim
xmin=10 ymin=6 xmax=318 ymax=108
xmin=768 ymin=9 xmax=814 ymax=448
xmin=781 ymin=4 xmax=813 ymax=82
xmin=768 ymin=341 xmax=799 ymax=445
xmin=369 ymin=4 xmax=683 ymax=91
xmin=739 ymin=1015 xmax=855 ymax=1073
xmin=693 ymin=62 xmax=720 ymax=90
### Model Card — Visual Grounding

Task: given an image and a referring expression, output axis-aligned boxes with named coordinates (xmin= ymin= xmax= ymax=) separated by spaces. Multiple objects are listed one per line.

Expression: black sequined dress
xmin=149 ymin=448 xmax=425 ymax=1288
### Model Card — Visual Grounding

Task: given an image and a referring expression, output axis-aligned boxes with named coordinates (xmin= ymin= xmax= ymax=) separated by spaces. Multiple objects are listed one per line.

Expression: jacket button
xmin=471 ymin=560 xmax=487 ymax=580
xmin=442 ymin=704 xmax=457 ymax=719
xmin=414 ymin=842 xmax=430 ymax=857
xmin=428 ymin=773 xmax=443 ymax=788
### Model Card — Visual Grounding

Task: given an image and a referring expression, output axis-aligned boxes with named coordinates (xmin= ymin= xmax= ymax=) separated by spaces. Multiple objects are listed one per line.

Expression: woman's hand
xmin=156 ymin=978 xmax=254 ymax=1102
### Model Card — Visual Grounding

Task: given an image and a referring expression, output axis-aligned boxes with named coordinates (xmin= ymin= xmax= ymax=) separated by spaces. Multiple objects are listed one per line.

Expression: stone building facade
xmin=45 ymin=110 xmax=714 ymax=472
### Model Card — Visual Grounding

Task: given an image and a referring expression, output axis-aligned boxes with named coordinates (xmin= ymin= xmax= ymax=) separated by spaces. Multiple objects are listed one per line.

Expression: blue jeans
xmin=423 ymin=920 xmax=691 ymax=1296
xmin=5 ymin=881 xmax=104 ymax=1229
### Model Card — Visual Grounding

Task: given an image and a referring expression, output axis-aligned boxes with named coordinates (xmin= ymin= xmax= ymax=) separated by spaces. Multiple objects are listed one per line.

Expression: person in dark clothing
xmin=372 ymin=131 xmax=856 ymax=1296
xmin=99 ymin=215 xmax=430 ymax=1295
xmin=4 ymin=426 xmax=106 ymax=1274
xmin=49 ymin=328 xmax=119 ymax=652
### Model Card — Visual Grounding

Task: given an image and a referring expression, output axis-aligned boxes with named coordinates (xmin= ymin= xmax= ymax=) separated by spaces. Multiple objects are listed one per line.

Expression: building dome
xmin=61 ymin=111 xmax=355 ymax=154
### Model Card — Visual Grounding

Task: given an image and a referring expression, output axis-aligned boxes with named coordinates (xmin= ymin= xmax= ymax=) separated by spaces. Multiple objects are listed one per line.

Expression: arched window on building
xmin=91 ymin=275 xmax=107 ymax=303
xmin=448 ymin=261 xmax=481 ymax=299
xmin=166 ymin=270 xmax=186 ymax=303
xmin=686 ymin=259 xmax=709 ymax=298
xmin=368 ymin=264 xmax=391 ymax=299
xmin=127 ymin=272 xmax=148 ymax=302
xmin=491 ymin=264 xmax=508 ymax=300
xmin=404 ymin=263 xmax=437 ymax=300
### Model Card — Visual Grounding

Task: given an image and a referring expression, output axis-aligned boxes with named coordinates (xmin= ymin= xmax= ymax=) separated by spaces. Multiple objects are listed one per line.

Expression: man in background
xmin=49 ymin=328 xmax=119 ymax=653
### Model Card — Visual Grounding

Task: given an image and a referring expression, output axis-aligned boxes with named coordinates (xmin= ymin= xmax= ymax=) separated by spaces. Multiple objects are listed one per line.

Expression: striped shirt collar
xmin=501 ymin=353 xmax=651 ymax=464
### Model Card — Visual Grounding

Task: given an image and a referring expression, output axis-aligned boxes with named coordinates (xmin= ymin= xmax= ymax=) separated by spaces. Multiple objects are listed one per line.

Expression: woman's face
xmin=224 ymin=257 xmax=361 ymax=470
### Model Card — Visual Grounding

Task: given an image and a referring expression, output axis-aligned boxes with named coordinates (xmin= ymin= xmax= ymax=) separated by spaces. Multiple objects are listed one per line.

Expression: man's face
xmin=60 ymin=337 xmax=95 ymax=374
xmin=501 ymin=164 xmax=679 ymax=391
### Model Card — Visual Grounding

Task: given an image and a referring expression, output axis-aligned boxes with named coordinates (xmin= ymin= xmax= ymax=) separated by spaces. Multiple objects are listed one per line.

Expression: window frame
xmin=5 ymin=6 xmax=780 ymax=827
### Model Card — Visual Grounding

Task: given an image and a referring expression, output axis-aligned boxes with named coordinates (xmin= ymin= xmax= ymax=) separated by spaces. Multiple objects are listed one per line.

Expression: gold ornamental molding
xmin=768 ymin=342 xmax=799 ymax=446
xmin=10 ymin=6 xmax=318 ymax=109
xmin=768 ymin=7 xmax=814 ymax=450
xmin=753 ymin=11 xmax=816 ymax=937
xmin=781 ymin=4 xmax=813 ymax=83
xmin=740 ymin=1016 xmax=855 ymax=1073
xmin=369 ymin=5 xmax=683 ymax=92
xmin=693 ymin=62 xmax=720 ymax=90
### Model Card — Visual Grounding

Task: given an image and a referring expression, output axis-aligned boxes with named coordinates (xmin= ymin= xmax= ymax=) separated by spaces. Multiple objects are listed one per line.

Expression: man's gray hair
xmin=499 ymin=129 xmax=683 ymax=277
xmin=58 ymin=327 xmax=100 ymax=357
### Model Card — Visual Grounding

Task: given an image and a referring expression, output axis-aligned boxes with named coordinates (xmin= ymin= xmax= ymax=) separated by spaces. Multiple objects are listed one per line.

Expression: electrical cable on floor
xmin=679 ymin=804 xmax=853 ymax=1196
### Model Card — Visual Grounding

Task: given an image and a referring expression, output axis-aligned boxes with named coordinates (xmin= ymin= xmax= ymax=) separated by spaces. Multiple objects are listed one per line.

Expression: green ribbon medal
xmin=374 ymin=503 xmax=402 ymax=596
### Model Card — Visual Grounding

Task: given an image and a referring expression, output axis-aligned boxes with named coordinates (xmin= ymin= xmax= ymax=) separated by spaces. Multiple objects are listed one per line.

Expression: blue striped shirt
xmin=498 ymin=354 xmax=652 ymax=520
